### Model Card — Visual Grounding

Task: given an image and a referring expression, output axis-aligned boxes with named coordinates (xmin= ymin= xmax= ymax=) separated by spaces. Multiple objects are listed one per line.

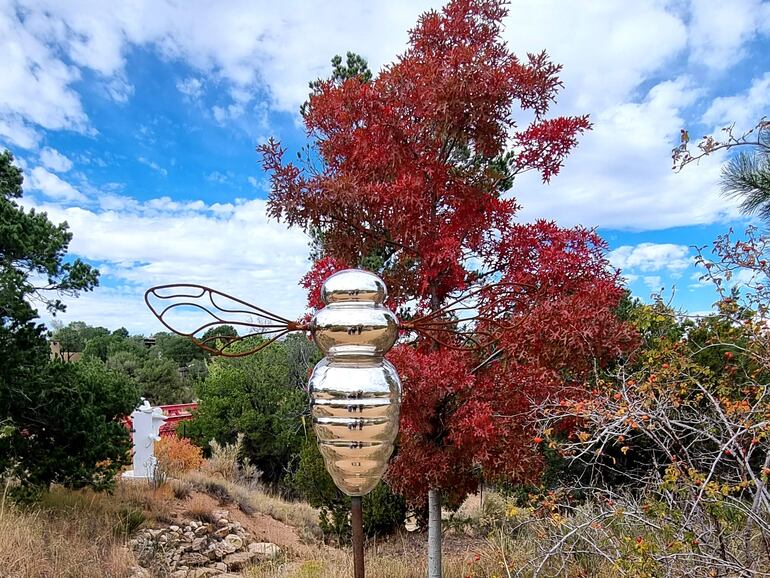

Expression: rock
xmin=222 ymin=551 xmax=257 ymax=571
xmin=189 ymin=569 xmax=223 ymax=578
xmin=194 ymin=524 xmax=210 ymax=537
xmin=180 ymin=552 xmax=209 ymax=566
xmin=130 ymin=515 xmax=262 ymax=577
xmin=211 ymin=543 xmax=227 ymax=560
xmin=248 ymin=542 xmax=281 ymax=560
xmin=223 ymin=534 xmax=243 ymax=550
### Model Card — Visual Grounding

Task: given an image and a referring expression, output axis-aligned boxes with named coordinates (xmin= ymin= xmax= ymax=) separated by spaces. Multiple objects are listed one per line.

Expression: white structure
xmin=122 ymin=399 xmax=167 ymax=480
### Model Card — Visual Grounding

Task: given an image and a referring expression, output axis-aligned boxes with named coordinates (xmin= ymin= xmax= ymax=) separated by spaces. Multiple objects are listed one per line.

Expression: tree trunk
xmin=428 ymin=488 xmax=442 ymax=578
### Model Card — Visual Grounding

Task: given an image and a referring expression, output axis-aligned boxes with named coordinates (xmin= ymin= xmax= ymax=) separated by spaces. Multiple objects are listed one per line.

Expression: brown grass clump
xmin=183 ymin=494 xmax=219 ymax=525
xmin=0 ymin=486 xmax=138 ymax=578
xmin=169 ymin=478 xmax=193 ymax=500
xmin=115 ymin=480 xmax=175 ymax=524
xmin=245 ymin=546 xmax=492 ymax=578
xmin=183 ymin=471 xmax=321 ymax=540
xmin=202 ymin=435 xmax=243 ymax=481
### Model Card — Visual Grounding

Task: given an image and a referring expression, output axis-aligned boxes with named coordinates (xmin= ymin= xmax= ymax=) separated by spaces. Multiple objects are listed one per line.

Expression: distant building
xmin=49 ymin=341 xmax=81 ymax=362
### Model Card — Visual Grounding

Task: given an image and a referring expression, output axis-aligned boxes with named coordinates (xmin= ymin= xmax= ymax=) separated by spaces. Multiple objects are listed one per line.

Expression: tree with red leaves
xmin=260 ymin=1 xmax=635 ymax=574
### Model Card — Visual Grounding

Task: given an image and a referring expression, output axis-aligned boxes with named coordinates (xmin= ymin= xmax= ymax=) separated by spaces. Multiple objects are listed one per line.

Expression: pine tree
xmin=0 ymin=149 xmax=138 ymax=492
xmin=721 ymin=125 xmax=770 ymax=222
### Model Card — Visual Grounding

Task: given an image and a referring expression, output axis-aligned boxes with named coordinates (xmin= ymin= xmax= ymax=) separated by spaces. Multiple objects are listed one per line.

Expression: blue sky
xmin=1 ymin=0 xmax=769 ymax=334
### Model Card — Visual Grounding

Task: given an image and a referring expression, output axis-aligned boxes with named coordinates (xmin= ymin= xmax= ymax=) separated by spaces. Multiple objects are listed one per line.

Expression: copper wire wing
xmin=144 ymin=284 xmax=310 ymax=357
xmin=145 ymin=280 xmax=527 ymax=357
xmin=399 ymin=281 xmax=528 ymax=351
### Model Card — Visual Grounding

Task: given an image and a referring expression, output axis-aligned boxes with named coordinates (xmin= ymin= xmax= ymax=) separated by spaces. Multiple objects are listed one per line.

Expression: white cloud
xmin=515 ymin=77 xmax=740 ymax=229
xmin=502 ymin=1 xmax=688 ymax=112
xmin=137 ymin=156 xmax=168 ymax=176
xmin=0 ymin=0 xmax=770 ymax=274
xmin=6 ymin=0 xmax=433 ymax=120
xmin=206 ymin=171 xmax=231 ymax=184
xmin=643 ymin=275 xmax=664 ymax=293
xmin=29 ymin=194 xmax=311 ymax=333
xmin=608 ymin=243 xmax=691 ymax=274
xmin=27 ymin=167 xmax=87 ymax=202
xmin=176 ymin=77 xmax=204 ymax=99
xmin=688 ymin=0 xmax=770 ymax=71
xmin=0 ymin=4 xmax=90 ymax=140
xmin=105 ymin=75 xmax=135 ymax=103
xmin=701 ymin=72 xmax=770 ymax=131
xmin=0 ymin=116 xmax=41 ymax=149
xmin=39 ymin=147 xmax=73 ymax=172
xmin=2 ymin=0 xmax=766 ymax=131
xmin=212 ymin=105 xmax=228 ymax=124
xmin=247 ymin=176 xmax=258 ymax=187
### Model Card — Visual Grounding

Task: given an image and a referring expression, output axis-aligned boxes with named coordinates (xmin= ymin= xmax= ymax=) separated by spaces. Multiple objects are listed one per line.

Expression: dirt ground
xmin=169 ymin=492 xmax=306 ymax=551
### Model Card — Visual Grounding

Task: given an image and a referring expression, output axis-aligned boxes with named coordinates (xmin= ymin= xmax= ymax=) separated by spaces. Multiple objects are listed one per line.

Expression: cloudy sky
xmin=2 ymin=0 xmax=769 ymax=334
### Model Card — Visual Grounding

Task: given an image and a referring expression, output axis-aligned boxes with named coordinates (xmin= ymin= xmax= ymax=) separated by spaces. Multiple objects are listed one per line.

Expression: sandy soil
xmin=169 ymin=492 xmax=305 ymax=551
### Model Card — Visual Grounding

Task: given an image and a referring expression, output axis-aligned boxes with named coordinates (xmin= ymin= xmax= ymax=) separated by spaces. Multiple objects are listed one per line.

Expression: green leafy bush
xmin=187 ymin=338 xmax=307 ymax=484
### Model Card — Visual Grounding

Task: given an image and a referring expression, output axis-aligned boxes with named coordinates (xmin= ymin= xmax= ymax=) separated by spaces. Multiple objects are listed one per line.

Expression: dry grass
xmin=244 ymin=545 xmax=491 ymax=578
xmin=0 ymin=486 xmax=138 ymax=578
xmin=115 ymin=479 xmax=175 ymax=524
xmin=168 ymin=477 xmax=192 ymax=500
xmin=182 ymin=471 xmax=321 ymax=541
xmin=0 ymin=474 xmax=620 ymax=578
xmin=183 ymin=494 xmax=218 ymax=524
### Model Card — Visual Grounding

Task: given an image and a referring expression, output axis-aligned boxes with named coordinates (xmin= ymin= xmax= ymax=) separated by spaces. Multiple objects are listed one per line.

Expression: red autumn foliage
xmin=260 ymin=0 xmax=636 ymax=507
xmin=299 ymin=256 xmax=350 ymax=311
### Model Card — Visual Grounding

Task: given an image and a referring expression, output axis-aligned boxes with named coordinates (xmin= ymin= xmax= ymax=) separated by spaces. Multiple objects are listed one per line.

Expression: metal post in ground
xmin=351 ymin=496 xmax=365 ymax=578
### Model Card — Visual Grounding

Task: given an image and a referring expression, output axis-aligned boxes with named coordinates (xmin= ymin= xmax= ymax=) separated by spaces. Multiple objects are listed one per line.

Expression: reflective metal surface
xmin=321 ymin=269 xmax=387 ymax=305
xmin=311 ymin=304 xmax=398 ymax=357
xmin=309 ymin=270 xmax=401 ymax=497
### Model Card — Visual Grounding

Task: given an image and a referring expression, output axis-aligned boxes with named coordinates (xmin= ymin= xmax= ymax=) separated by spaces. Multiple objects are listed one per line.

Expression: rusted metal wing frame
xmin=145 ymin=279 xmax=533 ymax=356
xmin=145 ymin=284 xmax=309 ymax=357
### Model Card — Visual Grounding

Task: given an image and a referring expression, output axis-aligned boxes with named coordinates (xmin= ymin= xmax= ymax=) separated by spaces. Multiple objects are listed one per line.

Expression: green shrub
xmin=1 ymin=359 xmax=138 ymax=493
xmin=186 ymin=339 xmax=307 ymax=484
xmin=114 ymin=508 xmax=145 ymax=538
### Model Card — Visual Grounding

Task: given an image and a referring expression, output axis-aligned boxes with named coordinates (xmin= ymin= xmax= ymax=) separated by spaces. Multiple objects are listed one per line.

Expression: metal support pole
xmin=351 ymin=496 xmax=365 ymax=578
xmin=428 ymin=489 xmax=442 ymax=578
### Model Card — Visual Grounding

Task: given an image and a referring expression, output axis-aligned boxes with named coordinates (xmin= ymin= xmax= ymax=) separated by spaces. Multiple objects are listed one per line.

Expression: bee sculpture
xmin=145 ymin=270 xmax=506 ymax=496
xmin=146 ymin=269 xmax=514 ymax=578
xmin=147 ymin=269 xmax=405 ymax=495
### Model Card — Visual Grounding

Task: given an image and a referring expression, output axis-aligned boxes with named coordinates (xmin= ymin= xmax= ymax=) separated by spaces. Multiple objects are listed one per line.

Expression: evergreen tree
xmin=721 ymin=124 xmax=770 ymax=222
xmin=0 ymin=149 xmax=138 ymax=492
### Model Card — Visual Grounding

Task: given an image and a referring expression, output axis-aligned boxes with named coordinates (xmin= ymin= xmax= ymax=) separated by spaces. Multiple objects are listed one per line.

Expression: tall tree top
xmin=0 ymin=149 xmax=99 ymax=317
xmin=261 ymin=0 xmax=590 ymax=307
